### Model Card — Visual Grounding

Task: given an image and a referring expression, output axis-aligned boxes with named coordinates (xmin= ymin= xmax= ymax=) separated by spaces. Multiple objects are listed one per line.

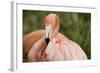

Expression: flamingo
xmin=23 ymin=13 xmax=87 ymax=62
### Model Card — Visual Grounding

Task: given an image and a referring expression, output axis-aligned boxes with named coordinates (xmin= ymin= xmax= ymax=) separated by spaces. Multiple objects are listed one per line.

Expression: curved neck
xmin=52 ymin=16 xmax=60 ymax=37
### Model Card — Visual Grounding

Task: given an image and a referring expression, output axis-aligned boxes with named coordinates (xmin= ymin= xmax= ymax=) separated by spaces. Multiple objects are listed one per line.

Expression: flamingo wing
xmin=45 ymin=33 xmax=87 ymax=61
xmin=57 ymin=33 xmax=87 ymax=60
xmin=27 ymin=37 xmax=47 ymax=62
xmin=23 ymin=30 xmax=45 ymax=58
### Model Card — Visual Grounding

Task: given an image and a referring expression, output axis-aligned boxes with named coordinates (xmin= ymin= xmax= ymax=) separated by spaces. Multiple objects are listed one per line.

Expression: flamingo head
xmin=44 ymin=13 xmax=60 ymax=44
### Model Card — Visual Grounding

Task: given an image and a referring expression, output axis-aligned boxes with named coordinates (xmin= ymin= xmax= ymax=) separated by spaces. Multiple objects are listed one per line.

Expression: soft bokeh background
xmin=23 ymin=10 xmax=91 ymax=60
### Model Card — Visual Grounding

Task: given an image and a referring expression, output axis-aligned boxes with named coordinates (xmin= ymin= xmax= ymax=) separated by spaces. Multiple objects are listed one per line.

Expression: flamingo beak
xmin=45 ymin=25 xmax=52 ymax=44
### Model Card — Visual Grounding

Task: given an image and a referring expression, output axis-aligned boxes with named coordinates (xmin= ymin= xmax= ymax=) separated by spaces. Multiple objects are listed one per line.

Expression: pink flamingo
xmin=23 ymin=13 xmax=87 ymax=62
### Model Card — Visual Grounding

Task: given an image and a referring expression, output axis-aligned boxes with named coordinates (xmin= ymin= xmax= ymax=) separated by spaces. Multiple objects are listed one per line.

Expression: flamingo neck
xmin=52 ymin=24 xmax=59 ymax=38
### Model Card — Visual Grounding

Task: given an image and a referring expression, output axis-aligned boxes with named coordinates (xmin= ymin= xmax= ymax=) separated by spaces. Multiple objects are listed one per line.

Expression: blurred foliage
xmin=23 ymin=10 xmax=91 ymax=59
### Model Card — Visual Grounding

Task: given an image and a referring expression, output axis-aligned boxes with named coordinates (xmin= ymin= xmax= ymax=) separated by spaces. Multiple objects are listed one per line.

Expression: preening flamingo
xmin=23 ymin=13 xmax=87 ymax=62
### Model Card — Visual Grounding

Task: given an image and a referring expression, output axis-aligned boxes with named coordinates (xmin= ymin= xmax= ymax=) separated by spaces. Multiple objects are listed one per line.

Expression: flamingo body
xmin=23 ymin=30 xmax=44 ymax=58
xmin=23 ymin=13 xmax=87 ymax=62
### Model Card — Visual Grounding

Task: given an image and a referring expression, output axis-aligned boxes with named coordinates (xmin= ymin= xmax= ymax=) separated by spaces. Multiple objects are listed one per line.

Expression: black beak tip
xmin=45 ymin=38 xmax=50 ymax=45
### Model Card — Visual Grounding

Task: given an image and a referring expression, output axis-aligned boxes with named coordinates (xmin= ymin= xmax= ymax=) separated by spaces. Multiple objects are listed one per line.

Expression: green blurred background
xmin=23 ymin=10 xmax=91 ymax=59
